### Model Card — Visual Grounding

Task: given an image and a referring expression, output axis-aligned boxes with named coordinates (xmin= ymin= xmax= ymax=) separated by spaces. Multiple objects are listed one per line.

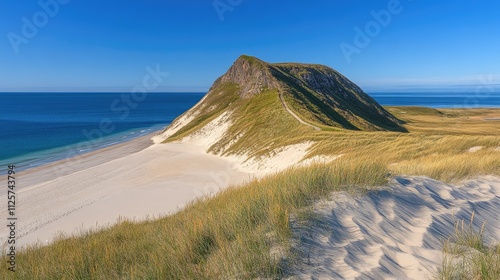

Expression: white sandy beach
xmin=0 ymin=134 xmax=255 ymax=248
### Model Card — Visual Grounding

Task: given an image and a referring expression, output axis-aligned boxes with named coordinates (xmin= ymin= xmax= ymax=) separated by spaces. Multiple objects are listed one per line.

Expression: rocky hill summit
xmin=156 ymin=55 xmax=406 ymax=156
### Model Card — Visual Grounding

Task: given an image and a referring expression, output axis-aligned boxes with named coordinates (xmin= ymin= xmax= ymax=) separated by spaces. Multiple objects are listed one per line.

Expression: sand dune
xmin=290 ymin=175 xmax=500 ymax=279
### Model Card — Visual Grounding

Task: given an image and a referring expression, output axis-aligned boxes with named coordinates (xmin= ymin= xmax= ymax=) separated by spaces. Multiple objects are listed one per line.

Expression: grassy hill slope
xmin=163 ymin=55 xmax=406 ymax=157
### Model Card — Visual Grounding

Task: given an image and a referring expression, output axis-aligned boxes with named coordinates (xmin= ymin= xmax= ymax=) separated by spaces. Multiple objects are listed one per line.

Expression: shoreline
xmin=1 ymin=133 xmax=254 ymax=248
xmin=1 ymin=125 xmax=166 ymax=176
xmin=16 ymin=131 xmax=158 ymax=192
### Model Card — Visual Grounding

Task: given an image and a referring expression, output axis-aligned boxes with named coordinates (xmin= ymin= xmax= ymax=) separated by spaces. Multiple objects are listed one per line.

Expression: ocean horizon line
xmin=2 ymin=83 xmax=500 ymax=94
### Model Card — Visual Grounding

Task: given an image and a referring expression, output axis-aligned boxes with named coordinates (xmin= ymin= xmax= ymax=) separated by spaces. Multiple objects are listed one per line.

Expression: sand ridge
xmin=290 ymin=175 xmax=500 ymax=279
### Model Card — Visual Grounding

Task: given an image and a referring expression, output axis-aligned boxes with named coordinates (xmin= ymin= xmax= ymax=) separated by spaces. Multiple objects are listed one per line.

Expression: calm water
xmin=0 ymin=92 xmax=204 ymax=172
xmin=1 ymin=91 xmax=499 ymax=172
xmin=368 ymin=92 xmax=500 ymax=108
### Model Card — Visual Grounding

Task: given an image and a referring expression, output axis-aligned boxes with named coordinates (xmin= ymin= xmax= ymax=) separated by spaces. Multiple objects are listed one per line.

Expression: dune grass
xmin=1 ymin=107 xmax=498 ymax=279
xmin=310 ymin=107 xmax=500 ymax=182
xmin=211 ymin=88 xmax=314 ymax=157
xmin=165 ymin=84 xmax=315 ymax=158
xmin=0 ymin=159 xmax=386 ymax=279
xmin=435 ymin=215 xmax=500 ymax=280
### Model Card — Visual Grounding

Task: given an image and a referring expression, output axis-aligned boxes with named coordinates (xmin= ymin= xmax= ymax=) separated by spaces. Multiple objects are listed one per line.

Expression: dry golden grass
xmin=0 ymin=160 xmax=385 ymax=279
xmin=309 ymin=107 xmax=500 ymax=182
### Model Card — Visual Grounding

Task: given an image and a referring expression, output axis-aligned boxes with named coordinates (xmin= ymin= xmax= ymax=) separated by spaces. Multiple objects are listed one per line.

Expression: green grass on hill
xmin=211 ymin=89 xmax=314 ymax=156
xmin=166 ymin=83 xmax=240 ymax=141
xmin=166 ymin=83 xmax=315 ymax=158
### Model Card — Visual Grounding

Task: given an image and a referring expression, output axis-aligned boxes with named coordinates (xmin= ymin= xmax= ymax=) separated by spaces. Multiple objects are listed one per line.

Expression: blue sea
xmin=368 ymin=92 xmax=500 ymax=108
xmin=1 ymin=91 xmax=499 ymax=173
xmin=0 ymin=92 xmax=205 ymax=172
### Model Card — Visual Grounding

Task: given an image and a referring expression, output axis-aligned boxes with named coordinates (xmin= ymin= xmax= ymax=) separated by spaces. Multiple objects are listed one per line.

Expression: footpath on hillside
xmin=279 ymin=93 xmax=321 ymax=131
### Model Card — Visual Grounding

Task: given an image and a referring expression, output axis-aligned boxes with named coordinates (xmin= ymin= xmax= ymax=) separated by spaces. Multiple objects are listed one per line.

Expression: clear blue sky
xmin=1 ymin=0 xmax=499 ymax=92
